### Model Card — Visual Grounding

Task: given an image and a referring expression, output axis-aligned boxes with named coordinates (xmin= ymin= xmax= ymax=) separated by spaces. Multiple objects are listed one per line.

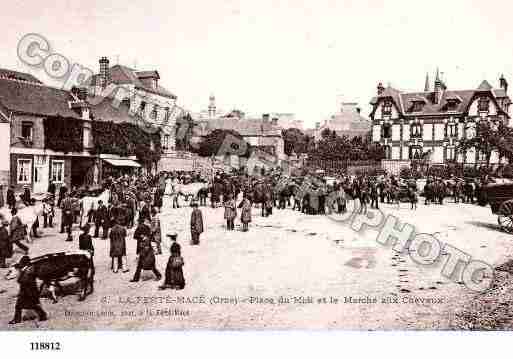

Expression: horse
xmin=0 ymin=195 xmax=44 ymax=241
xmin=78 ymin=190 xmax=110 ymax=227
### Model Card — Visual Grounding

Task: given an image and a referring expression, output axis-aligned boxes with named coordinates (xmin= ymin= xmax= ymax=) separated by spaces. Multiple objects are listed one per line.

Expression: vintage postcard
xmin=0 ymin=0 xmax=513 ymax=341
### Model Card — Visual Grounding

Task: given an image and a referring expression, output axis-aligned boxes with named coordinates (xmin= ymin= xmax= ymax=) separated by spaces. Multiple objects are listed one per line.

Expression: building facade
xmin=0 ymin=69 xmax=93 ymax=194
xmin=370 ymin=71 xmax=511 ymax=165
xmin=89 ymin=57 xmax=181 ymax=157
xmin=308 ymin=102 xmax=371 ymax=140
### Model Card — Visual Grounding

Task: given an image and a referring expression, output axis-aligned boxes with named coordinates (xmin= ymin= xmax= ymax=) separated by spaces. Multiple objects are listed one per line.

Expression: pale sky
xmin=2 ymin=0 xmax=513 ymax=127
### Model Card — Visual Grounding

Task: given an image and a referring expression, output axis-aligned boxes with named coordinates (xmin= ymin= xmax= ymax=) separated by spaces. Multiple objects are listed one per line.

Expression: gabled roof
xmin=477 ymin=80 xmax=493 ymax=91
xmin=135 ymin=70 xmax=159 ymax=79
xmin=0 ymin=77 xmax=82 ymax=119
xmin=89 ymin=65 xmax=176 ymax=99
xmin=0 ymin=68 xmax=42 ymax=84
xmin=370 ymin=79 xmax=510 ymax=117
xmin=198 ymin=118 xmax=282 ymax=137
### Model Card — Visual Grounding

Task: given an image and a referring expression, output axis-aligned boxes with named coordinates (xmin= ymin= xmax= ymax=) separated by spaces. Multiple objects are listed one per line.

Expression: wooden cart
xmin=484 ymin=182 xmax=513 ymax=233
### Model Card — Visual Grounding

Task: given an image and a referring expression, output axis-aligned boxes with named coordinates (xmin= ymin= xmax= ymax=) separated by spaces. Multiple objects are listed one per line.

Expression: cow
xmin=5 ymin=251 xmax=94 ymax=303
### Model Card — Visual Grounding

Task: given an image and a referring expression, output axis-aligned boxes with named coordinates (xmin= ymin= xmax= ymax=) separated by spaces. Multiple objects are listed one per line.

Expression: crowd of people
xmin=0 ymin=166 xmax=497 ymax=325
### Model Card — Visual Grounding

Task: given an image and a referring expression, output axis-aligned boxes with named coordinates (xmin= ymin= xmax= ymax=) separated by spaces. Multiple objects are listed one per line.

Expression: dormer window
xmin=412 ymin=101 xmax=424 ymax=112
xmin=382 ymin=100 xmax=392 ymax=116
xmin=446 ymin=100 xmax=458 ymax=111
xmin=21 ymin=122 xmax=33 ymax=141
xmin=478 ymin=97 xmax=490 ymax=112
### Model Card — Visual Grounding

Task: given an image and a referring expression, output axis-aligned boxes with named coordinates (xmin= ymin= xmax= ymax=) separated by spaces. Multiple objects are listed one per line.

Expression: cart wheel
xmin=498 ymin=200 xmax=513 ymax=233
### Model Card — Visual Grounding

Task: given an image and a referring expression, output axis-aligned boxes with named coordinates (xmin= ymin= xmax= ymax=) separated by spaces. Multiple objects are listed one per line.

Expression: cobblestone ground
xmin=1 ymin=193 xmax=512 ymax=330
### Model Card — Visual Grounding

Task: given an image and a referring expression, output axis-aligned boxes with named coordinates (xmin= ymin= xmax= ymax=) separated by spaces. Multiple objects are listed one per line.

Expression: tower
xmin=99 ymin=56 xmax=110 ymax=88
xmin=424 ymin=72 xmax=430 ymax=92
xmin=434 ymin=68 xmax=442 ymax=104
xmin=208 ymin=94 xmax=216 ymax=118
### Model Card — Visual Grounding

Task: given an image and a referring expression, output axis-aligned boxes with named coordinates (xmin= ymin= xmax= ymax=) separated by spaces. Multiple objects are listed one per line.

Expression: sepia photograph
xmin=1 ymin=2 xmax=513 ymax=351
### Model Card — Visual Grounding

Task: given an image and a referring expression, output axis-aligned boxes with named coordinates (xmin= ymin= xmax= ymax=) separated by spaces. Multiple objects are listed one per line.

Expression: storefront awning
xmin=103 ymin=158 xmax=141 ymax=168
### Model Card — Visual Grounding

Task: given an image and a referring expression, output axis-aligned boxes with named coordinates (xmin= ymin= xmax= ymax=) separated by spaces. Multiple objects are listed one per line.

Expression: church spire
xmin=424 ymin=72 xmax=430 ymax=92
xmin=435 ymin=67 xmax=441 ymax=85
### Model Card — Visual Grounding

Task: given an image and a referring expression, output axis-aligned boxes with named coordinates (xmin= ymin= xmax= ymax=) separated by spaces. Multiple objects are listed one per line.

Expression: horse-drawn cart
xmin=484 ymin=182 xmax=513 ymax=233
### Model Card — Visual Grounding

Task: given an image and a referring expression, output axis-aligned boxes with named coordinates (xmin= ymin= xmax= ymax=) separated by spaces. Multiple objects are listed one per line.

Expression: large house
xmin=370 ymin=70 xmax=511 ymax=164
xmin=0 ymin=69 xmax=92 ymax=194
xmin=88 ymin=57 xmax=181 ymax=154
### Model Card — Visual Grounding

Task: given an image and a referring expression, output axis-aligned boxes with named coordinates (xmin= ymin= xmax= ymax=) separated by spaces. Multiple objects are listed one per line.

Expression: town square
xmin=1 ymin=0 xmax=513 ymax=334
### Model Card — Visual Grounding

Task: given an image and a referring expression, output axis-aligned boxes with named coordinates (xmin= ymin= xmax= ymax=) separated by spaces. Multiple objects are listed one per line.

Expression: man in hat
xmin=60 ymin=192 xmax=74 ymax=241
xmin=79 ymin=224 xmax=94 ymax=256
xmin=190 ymin=201 xmax=203 ymax=245
xmin=10 ymin=208 xmax=29 ymax=254
xmin=6 ymin=185 xmax=15 ymax=209
xmin=0 ymin=219 xmax=12 ymax=268
xmin=130 ymin=235 xmax=161 ymax=282
xmin=109 ymin=217 xmax=129 ymax=273
xmin=8 ymin=256 xmax=47 ymax=324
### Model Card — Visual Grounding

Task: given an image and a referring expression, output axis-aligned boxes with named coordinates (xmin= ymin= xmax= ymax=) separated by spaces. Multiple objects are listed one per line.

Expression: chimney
xmin=99 ymin=57 xmax=110 ymax=88
xmin=208 ymin=94 xmax=216 ymax=118
xmin=262 ymin=113 xmax=270 ymax=123
xmin=500 ymin=74 xmax=508 ymax=93
xmin=377 ymin=82 xmax=385 ymax=95
xmin=271 ymin=117 xmax=278 ymax=126
xmin=315 ymin=122 xmax=320 ymax=129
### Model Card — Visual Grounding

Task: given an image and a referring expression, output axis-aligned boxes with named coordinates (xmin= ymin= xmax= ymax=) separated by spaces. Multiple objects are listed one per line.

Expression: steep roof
xmin=0 ymin=77 xmax=82 ymax=119
xmin=89 ymin=65 xmax=176 ymax=99
xmin=0 ymin=68 xmax=42 ymax=84
xmin=370 ymin=80 xmax=510 ymax=117
xmin=198 ymin=118 xmax=282 ymax=137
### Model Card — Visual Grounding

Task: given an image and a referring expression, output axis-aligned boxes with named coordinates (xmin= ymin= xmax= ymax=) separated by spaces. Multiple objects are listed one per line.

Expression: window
xmin=382 ymin=100 xmax=392 ymax=116
xmin=478 ymin=151 xmax=487 ymax=162
xmin=138 ymin=101 xmax=147 ymax=116
xmin=478 ymin=97 xmax=490 ymax=112
xmin=165 ymin=107 xmax=170 ymax=122
xmin=447 ymin=147 xmax=456 ymax=161
xmin=383 ymin=123 xmax=392 ymax=138
xmin=411 ymin=124 xmax=422 ymax=138
xmin=51 ymin=160 xmax=64 ymax=183
xmin=412 ymin=101 xmax=423 ymax=112
xmin=21 ymin=122 xmax=33 ymax=141
xmin=162 ymin=134 xmax=170 ymax=150
xmin=17 ymin=159 xmax=32 ymax=184
xmin=447 ymin=100 xmax=458 ymax=111
xmin=150 ymin=105 xmax=158 ymax=120
xmin=121 ymin=98 xmax=131 ymax=109
xmin=447 ymin=123 xmax=457 ymax=137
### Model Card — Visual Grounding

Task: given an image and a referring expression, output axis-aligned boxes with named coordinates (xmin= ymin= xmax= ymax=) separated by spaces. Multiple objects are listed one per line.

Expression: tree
xmin=282 ymin=128 xmax=310 ymax=155
xmin=175 ymin=113 xmax=195 ymax=151
xmin=458 ymin=121 xmax=513 ymax=166
xmin=194 ymin=129 xmax=250 ymax=157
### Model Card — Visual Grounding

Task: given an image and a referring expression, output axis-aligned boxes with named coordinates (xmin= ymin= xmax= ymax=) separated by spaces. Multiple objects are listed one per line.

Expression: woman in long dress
xmin=159 ymin=234 xmax=185 ymax=290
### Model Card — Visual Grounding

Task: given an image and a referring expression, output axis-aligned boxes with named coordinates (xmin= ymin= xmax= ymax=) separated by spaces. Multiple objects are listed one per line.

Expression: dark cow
xmin=7 ymin=251 xmax=94 ymax=302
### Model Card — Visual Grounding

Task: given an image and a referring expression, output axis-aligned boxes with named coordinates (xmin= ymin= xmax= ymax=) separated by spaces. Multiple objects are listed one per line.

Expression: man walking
xmin=8 ymin=256 xmax=47 ymax=324
xmin=190 ymin=202 xmax=204 ymax=245
xmin=60 ymin=193 xmax=74 ymax=241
